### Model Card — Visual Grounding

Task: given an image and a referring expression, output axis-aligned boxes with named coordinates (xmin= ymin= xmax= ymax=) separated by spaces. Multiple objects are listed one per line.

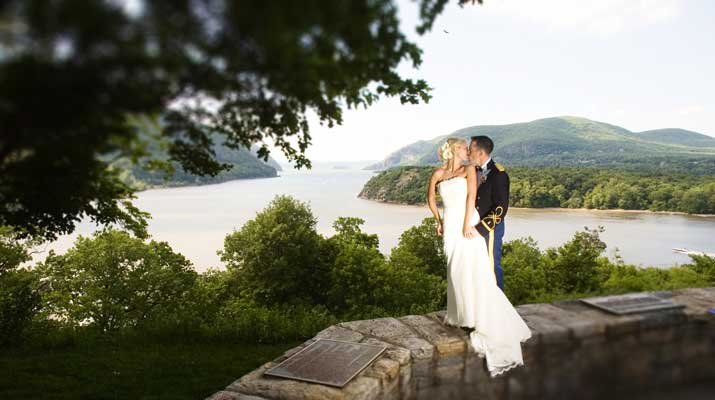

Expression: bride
xmin=426 ymin=138 xmax=532 ymax=377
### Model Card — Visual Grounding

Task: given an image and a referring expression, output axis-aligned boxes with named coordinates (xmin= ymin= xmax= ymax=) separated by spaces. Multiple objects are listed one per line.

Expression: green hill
xmin=109 ymin=130 xmax=281 ymax=191
xmin=636 ymin=128 xmax=715 ymax=147
xmin=366 ymin=116 xmax=715 ymax=174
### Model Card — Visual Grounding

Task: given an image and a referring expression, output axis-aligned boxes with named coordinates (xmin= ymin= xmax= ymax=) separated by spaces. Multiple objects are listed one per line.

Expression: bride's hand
xmin=462 ymin=224 xmax=474 ymax=239
xmin=436 ymin=222 xmax=443 ymax=236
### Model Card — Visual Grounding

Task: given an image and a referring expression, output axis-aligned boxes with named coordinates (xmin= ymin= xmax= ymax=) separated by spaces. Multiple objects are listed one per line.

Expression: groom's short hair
xmin=470 ymin=135 xmax=494 ymax=155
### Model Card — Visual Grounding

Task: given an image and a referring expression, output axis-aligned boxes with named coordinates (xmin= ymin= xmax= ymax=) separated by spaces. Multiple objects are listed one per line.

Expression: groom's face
xmin=469 ymin=141 xmax=485 ymax=165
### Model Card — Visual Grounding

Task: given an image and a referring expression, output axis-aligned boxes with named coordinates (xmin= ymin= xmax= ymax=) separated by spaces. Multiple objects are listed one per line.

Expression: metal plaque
xmin=264 ymin=339 xmax=387 ymax=388
xmin=580 ymin=292 xmax=685 ymax=315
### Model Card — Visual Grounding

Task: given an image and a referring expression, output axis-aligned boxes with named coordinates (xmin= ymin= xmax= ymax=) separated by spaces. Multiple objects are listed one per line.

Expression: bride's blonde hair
xmin=438 ymin=138 xmax=466 ymax=164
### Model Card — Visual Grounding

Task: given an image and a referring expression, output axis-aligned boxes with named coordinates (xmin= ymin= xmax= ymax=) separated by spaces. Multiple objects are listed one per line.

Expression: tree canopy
xmin=0 ymin=0 xmax=480 ymax=240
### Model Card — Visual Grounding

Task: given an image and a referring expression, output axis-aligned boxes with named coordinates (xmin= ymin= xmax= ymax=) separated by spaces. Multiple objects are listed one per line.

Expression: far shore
xmin=356 ymin=195 xmax=715 ymax=218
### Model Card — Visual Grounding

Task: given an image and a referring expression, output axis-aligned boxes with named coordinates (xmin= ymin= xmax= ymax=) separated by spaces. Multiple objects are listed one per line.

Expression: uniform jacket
xmin=474 ymin=159 xmax=509 ymax=237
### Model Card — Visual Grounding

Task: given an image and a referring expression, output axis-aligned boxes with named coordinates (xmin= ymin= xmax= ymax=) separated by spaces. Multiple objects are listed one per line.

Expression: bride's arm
xmin=427 ymin=168 xmax=444 ymax=236
xmin=463 ymin=167 xmax=478 ymax=238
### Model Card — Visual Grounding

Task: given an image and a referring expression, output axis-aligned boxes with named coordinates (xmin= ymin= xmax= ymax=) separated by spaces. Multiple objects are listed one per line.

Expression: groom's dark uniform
xmin=474 ymin=159 xmax=509 ymax=291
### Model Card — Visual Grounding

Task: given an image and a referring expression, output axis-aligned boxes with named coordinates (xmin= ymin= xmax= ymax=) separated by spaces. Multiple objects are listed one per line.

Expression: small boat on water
xmin=673 ymin=248 xmax=715 ymax=257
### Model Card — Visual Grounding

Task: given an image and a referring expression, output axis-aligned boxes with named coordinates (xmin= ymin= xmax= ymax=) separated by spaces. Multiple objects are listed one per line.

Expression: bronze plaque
xmin=264 ymin=339 xmax=387 ymax=387
xmin=581 ymin=292 xmax=684 ymax=315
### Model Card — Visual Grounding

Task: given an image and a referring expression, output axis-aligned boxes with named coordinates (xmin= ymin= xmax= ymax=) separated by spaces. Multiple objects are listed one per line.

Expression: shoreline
xmin=356 ymin=195 xmax=715 ymax=218
xmin=134 ymin=174 xmax=280 ymax=193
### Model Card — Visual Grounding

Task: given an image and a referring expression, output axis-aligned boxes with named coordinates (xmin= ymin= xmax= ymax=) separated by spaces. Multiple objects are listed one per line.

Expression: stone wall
xmin=206 ymin=287 xmax=715 ymax=400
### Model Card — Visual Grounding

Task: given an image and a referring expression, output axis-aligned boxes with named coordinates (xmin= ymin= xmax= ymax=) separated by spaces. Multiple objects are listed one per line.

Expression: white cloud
xmin=481 ymin=0 xmax=681 ymax=36
xmin=676 ymin=104 xmax=705 ymax=115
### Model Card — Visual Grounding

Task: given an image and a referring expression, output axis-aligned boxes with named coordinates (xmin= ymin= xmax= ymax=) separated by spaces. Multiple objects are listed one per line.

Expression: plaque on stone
xmin=264 ymin=339 xmax=387 ymax=388
xmin=580 ymin=292 xmax=685 ymax=315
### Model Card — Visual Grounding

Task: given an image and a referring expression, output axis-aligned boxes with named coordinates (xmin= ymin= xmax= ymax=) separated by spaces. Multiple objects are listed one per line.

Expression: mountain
xmin=635 ymin=128 xmax=715 ymax=147
xmin=109 ymin=131 xmax=282 ymax=190
xmin=365 ymin=116 xmax=715 ymax=174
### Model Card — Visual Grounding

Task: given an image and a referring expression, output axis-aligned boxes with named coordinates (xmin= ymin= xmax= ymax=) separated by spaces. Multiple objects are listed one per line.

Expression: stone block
xmin=552 ymin=299 xmax=643 ymax=338
xmin=433 ymin=363 xmax=464 ymax=386
xmin=360 ymin=355 xmax=400 ymax=389
xmin=227 ymin=361 xmax=345 ymax=400
xmin=398 ymin=314 xmax=467 ymax=356
xmin=681 ymin=287 xmax=715 ymax=303
xmin=463 ymin=354 xmax=489 ymax=385
xmin=520 ymin=314 xmax=571 ymax=344
xmin=315 ymin=325 xmax=365 ymax=342
xmin=410 ymin=358 xmax=433 ymax=379
xmin=205 ymin=391 xmax=268 ymax=400
xmin=341 ymin=316 xmax=436 ymax=360
xmin=339 ymin=317 xmax=414 ymax=341
xmin=663 ymin=292 xmax=712 ymax=322
xmin=341 ymin=376 xmax=382 ymax=400
xmin=639 ymin=326 xmax=676 ymax=344
xmin=398 ymin=362 xmax=412 ymax=398
xmin=526 ymin=303 xmax=604 ymax=338
xmin=390 ymin=335 xmax=435 ymax=360
xmin=506 ymin=364 xmax=544 ymax=400
xmin=360 ymin=337 xmax=411 ymax=366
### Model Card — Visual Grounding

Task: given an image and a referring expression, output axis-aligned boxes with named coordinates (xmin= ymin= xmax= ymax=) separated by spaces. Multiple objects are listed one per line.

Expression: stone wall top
xmin=206 ymin=287 xmax=715 ymax=400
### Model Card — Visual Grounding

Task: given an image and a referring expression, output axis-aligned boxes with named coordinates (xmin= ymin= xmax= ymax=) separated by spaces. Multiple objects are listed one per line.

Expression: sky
xmin=271 ymin=0 xmax=715 ymax=164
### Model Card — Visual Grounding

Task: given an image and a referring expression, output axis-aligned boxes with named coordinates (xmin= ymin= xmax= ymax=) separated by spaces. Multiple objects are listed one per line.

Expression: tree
xmin=36 ymin=229 xmax=197 ymax=333
xmin=0 ymin=226 xmax=43 ymax=345
xmin=389 ymin=217 xmax=447 ymax=278
xmin=1 ymin=0 xmax=481 ymax=240
xmin=218 ymin=195 xmax=331 ymax=306
xmin=325 ymin=216 xmax=445 ymax=317
xmin=330 ymin=217 xmax=380 ymax=249
xmin=543 ymin=226 xmax=607 ymax=294
xmin=501 ymin=237 xmax=549 ymax=305
xmin=326 ymin=239 xmax=388 ymax=315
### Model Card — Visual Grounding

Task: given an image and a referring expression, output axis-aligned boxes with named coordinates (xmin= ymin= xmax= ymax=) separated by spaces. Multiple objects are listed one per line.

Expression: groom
xmin=468 ymin=136 xmax=509 ymax=291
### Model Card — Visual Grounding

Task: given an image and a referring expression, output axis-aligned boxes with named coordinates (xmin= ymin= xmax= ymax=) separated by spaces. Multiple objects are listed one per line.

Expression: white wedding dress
xmin=437 ymin=176 xmax=532 ymax=377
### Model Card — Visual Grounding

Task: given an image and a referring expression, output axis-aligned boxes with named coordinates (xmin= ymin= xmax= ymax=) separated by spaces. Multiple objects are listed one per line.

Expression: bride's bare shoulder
xmin=431 ymin=166 xmax=447 ymax=179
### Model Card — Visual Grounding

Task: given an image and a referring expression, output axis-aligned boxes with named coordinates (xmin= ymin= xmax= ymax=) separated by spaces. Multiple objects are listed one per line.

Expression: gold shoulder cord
xmin=480 ymin=206 xmax=504 ymax=285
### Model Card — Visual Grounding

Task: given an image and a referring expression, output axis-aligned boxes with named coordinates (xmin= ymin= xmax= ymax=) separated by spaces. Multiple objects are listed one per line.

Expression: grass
xmin=0 ymin=336 xmax=303 ymax=400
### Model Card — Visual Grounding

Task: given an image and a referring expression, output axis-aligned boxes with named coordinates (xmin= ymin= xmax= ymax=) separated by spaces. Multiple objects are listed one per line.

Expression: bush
xmin=218 ymin=195 xmax=332 ymax=306
xmin=326 ymin=239 xmax=387 ymax=314
xmin=36 ymin=229 xmax=197 ymax=333
xmin=212 ymin=299 xmax=338 ymax=344
xmin=542 ymin=226 xmax=606 ymax=294
xmin=502 ymin=237 xmax=551 ymax=305
xmin=0 ymin=269 xmax=41 ymax=346
xmin=0 ymin=226 xmax=43 ymax=346
xmin=324 ymin=216 xmax=445 ymax=318
xmin=388 ymin=217 xmax=447 ymax=279
xmin=684 ymin=254 xmax=715 ymax=284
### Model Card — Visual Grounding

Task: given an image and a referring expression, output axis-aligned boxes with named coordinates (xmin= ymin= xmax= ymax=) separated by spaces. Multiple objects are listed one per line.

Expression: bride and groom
xmin=427 ymin=136 xmax=532 ymax=377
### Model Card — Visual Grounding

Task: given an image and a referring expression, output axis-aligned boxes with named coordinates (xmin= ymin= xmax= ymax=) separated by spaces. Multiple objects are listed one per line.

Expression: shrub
xmin=0 ymin=226 xmax=43 ymax=346
xmin=388 ymin=217 xmax=447 ymax=279
xmin=218 ymin=195 xmax=332 ymax=306
xmin=36 ymin=229 xmax=197 ymax=333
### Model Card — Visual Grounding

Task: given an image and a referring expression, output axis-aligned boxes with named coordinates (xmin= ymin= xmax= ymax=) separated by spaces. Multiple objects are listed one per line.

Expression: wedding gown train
xmin=437 ymin=176 xmax=532 ymax=377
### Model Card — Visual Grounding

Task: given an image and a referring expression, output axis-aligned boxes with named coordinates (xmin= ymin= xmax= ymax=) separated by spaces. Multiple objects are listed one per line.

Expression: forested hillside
xmin=366 ymin=117 xmax=715 ymax=175
xmin=359 ymin=166 xmax=715 ymax=214
xmin=108 ymin=131 xmax=282 ymax=190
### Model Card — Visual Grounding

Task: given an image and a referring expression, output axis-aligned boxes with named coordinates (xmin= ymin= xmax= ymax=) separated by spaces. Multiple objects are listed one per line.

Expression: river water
xmin=41 ymin=162 xmax=715 ymax=272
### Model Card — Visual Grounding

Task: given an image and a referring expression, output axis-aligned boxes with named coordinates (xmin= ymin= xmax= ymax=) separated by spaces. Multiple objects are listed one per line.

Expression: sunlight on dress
xmin=437 ymin=176 xmax=532 ymax=377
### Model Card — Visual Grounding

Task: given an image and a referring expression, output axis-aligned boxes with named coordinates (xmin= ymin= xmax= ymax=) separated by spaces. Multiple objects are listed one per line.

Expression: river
xmin=41 ymin=161 xmax=715 ymax=272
